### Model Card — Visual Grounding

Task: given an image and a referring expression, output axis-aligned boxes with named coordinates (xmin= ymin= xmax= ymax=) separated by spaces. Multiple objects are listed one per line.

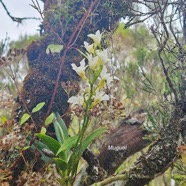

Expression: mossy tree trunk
xmin=23 ymin=0 xmax=130 ymax=129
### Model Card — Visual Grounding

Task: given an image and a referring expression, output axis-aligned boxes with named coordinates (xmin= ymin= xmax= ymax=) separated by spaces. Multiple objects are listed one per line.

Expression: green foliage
xmin=31 ymin=102 xmax=45 ymax=113
xmin=45 ymin=113 xmax=54 ymax=126
xmin=36 ymin=111 xmax=105 ymax=185
xmin=115 ymin=23 xmax=132 ymax=39
xmin=53 ymin=112 xmax=68 ymax=144
xmin=20 ymin=102 xmax=45 ymax=125
xmin=9 ymin=34 xmax=40 ymax=49
xmin=173 ymin=159 xmax=186 ymax=186
xmin=135 ymin=47 xmax=147 ymax=65
xmin=113 ymin=23 xmax=165 ymax=113
xmin=0 ymin=36 xmax=9 ymax=55
xmin=20 ymin=113 xmax=31 ymax=125
xmin=46 ymin=44 xmax=63 ymax=54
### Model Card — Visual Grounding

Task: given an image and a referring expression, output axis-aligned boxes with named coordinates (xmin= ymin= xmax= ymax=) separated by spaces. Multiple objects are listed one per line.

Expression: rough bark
xmin=123 ymin=108 xmax=182 ymax=186
xmin=98 ymin=112 xmax=150 ymax=175
xmin=92 ymin=105 xmax=185 ymax=186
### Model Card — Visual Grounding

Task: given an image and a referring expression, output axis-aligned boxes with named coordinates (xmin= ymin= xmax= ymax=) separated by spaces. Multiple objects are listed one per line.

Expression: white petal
xmin=68 ymin=96 xmax=79 ymax=105
xmin=88 ymin=30 xmax=102 ymax=46
xmin=84 ymin=41 xmax=94 ymax=53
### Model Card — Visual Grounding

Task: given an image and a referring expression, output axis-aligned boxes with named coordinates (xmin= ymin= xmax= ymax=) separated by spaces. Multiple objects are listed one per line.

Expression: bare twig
xmin=0 ymin=0 xmax=40 ymax=23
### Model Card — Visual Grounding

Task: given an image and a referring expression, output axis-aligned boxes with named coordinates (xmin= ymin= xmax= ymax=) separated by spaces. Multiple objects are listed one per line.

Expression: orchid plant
xmin=64 ymin=30 xmax=118 ymax=183
xmin=35 ymin=30 xmax=118 ymax=186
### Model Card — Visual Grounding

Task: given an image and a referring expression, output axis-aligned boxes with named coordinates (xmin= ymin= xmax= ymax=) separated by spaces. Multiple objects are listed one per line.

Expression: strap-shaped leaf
xmin=53 ymin=112 xmax=69 ymax=144
xmin=36 ymin=133 xmax=65 ymax=160
xmin=56 ymin=135 xmax=78 ymax=155
xmin=68 ymin=127 xmax=106 ymax=172
xmin=80 ymin=127 xmax=106 ymax=154
xmin=36 ymin=133 xmax=60 ymax=154
xmin=53 ymin=158 xmax=68 ymax=173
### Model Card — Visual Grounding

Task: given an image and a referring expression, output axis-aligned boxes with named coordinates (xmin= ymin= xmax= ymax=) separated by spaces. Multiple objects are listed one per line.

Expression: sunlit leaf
xmin=46 ymin=44 xmax=63 ymax=54
xmin=45 ymin=113 xmax=54 ymax=126
xmin=20 ymin=113 xmax=30 ymax=125
xmin=22 ymin=146 xmax=30 ymax=151
xmin=32 ymin=102 xmax=45 ymax=113
xmin=41 ymin=127 xmax=47 ymax=134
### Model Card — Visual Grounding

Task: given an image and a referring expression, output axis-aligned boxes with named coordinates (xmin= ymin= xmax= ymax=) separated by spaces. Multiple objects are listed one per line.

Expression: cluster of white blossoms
xmin=68 ymin=30 xmax=118 ymax=108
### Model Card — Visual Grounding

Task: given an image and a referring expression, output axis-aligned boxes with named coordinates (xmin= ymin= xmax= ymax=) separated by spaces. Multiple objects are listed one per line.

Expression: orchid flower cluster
xmin=68 ymin=30 xmax=118 ymax=109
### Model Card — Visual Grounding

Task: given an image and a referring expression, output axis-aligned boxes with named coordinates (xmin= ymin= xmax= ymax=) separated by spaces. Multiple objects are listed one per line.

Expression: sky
xmin=0 ymin=0 xmax=43 ymax=42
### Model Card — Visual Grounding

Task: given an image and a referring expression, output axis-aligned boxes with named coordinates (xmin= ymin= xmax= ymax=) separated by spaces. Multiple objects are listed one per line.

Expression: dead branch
xmin=98 ymin=112 xmax=150 ymax=175
xmin=0 ymin=0 xmax=40 ymax=23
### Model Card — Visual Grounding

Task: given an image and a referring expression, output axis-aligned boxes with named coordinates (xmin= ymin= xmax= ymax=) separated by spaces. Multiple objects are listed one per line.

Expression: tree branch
xmin=98 ymin=112 xmax=150 ymax=175
xmin=0 ymin=0 xmax=40 ymax=23
xmin=92 ymin=106 xmax=184 ymax=186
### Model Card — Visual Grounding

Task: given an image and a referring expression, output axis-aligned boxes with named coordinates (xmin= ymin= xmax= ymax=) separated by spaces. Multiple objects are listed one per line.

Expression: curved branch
xmin=0 ymin=0 xmax=40 ymax=23
xmin=98 ymin=112 xmax=150 ymax=175
xmin=93 ymin=107 xmax=184 ymax=186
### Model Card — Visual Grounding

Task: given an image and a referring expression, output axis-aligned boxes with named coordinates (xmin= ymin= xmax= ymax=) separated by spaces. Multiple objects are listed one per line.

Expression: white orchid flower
xmin=97 ymin=66 xmax=112 ymax=89
xmin=86 ymin=49 xmax=110 ymax=71
xmin=84 ymin=41 xmax=94 ymax=54
xmin=88 ymin=30 xmax=102 ymax=46
xmin=92 ymin=90 xmax=109 ymax=107
xmin=97 ymin=49 xmax=110 ymax=65
xmin=71 ymin=59 xmax=87 ymax=80
xmin=68 ymin=95 xmax=84 ymax=107
xmin=98 ymin=65 xmax=119 ymax=89
xmin=87 ymin=53 xmax=99 ymax=70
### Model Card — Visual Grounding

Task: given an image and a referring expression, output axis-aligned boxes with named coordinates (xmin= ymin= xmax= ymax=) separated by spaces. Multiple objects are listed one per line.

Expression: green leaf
xmin=36 ymin=133 xmax=60 ymax=155
xmin=76 ymin=48 xmax=87 ymax=58
xmin=36 ymin=133 xmax=66 ymax=160
xmin=67 ymin=128 xmax=106 ymax=173
xmin=32 ymin=102 xmax=45 ymax=113
xmin=29 ymin=138 xmax=51 ymax=162
xmin=80 ymin=127 xmax=106 ymax=155
xmin=53 ymin=112 xmax=69 ymax=144
xmin=40 ymin=127 xmax=47 ymax=135
xmin=53 ymin=158 xmax=68 ymax=173
xmin=46 ymin=44 xmax=63 ymax=54
xmin=22 ymin=146 xmax=30 ymax=151
xmin=20 ymin=113 xmax=30 ymax=125
xmin=56 ymin=135 xmax=78 ymax=155
xmin=45 ymin=113 xmax=54 ymax=126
